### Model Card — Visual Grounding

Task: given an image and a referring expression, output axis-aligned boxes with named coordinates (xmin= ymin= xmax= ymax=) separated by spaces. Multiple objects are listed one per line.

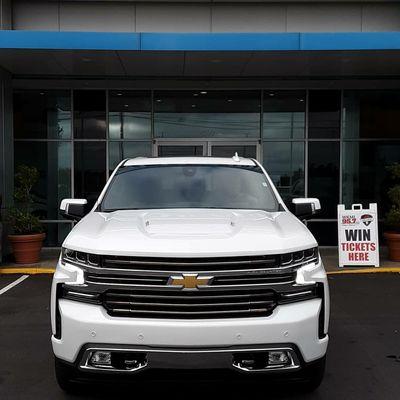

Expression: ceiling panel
xmin=0 ymin=50 xmax=67 ymax=75
xmin=118 ymin=51 xmax=184 ymax=76
xmin=184 ymin=51 xmax=252 ymax=76
xmin=52 ymin=50 xmax=125 ymax=76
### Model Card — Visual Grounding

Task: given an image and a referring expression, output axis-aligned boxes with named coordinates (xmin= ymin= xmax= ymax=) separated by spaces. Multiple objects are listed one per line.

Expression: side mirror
xmin=292 ymin=198 xmax=321 ymax=219
xmin=60 ymin=199 xmax=88 ymax=221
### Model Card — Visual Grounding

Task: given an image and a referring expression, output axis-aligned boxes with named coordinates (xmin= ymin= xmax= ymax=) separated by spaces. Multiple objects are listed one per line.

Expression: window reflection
xmin=154 ymin=91 xmax=260 ymax=138
xmin=13 ymin=90 xmax=71 ymax=139
xmin=307 ymin=222 xmax=338 ymax=246
xmin=74 ymin=142 xmax=106 ymax=205
xmin=109 ymin=91 xmax=151 ymax=139
xmin=211 ymin=145 xmax=256 ymax=158
xmin=74 ymin=90 xmax=106 ymax=139
xmin=309 ymin=90 xmax=341 ymax=139
xmin=42 ymin=222 xmax=72 ymax=247
xmin=109 ymin=141 xmax=152 ymax=172
xmin=343 ymin=141 xmax=400 ymax=216
xmin=308 ymin=142 xmax=340 ymax=218
xmin=263 ymin=91 xmax=305 ymax=139
xmin=343 ymin=90 xmax=400 ymax=139
xmin=14 ymin=141 xmax=71 ymax=219
xmin=263 ymin=142 xmax=304 ymax=202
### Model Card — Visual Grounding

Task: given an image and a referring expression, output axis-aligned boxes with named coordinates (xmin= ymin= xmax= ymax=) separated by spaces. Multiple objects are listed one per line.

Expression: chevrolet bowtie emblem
xmin=168 ymin=274 xmax=213 ymax=289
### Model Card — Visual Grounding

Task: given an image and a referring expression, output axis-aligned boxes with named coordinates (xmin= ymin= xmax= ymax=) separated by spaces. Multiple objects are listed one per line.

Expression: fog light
xmin=268 ymin=351 xmax=290 ymax=366
xmin=90 ymin=351 xmax=112 ymax=367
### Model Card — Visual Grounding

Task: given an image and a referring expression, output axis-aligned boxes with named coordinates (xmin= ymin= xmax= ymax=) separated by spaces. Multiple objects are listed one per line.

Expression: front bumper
xmin=52 ymin=297 xmax=328 ymax=366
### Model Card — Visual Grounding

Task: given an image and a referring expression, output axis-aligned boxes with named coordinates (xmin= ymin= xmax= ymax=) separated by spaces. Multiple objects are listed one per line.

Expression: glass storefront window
xmin=342 ymin=141 xmax=400 ymax=215
xmin=343 ymin=90 xmax=400 ymax=139
xmin=14 ymin=141 xmax=71 ymax=219
xmin=74 ymin=141 xmax=106 ymax=205
xmin=109 ymin=141 xmax=152 ymax=172
xmin=43 ymin=222 xmax=72 ymax=247
xmin=109 ymin=91 xmax=151 ymax=139
xmin=13 ymin=90 xmax=71 ymax=139
xmin=263 ymin=91 xmax=306 ymax=139
xmin=154 ymin=90 xmax=260 ymax=138
xmin=307 ymin=222 xmax=338 ymax=246
xmin=74 ymin=90 xmax=106 ymax=139
xmin=308 ymin=90 xmax=341 ymax=139
xmin=263 ymin=142 xmax=305 ymax=202
xmin=211 ymin=145 xmax=257 ymax=158
xmin=308 ymin=141 xmax=340 ymax=218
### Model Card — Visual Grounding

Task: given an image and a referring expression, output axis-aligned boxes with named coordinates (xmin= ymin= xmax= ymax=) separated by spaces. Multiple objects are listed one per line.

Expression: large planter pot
xmin=384 ymin=231 xmax=400 ymax=262
xmin=8 ymin=233 xmax=46 ymax=264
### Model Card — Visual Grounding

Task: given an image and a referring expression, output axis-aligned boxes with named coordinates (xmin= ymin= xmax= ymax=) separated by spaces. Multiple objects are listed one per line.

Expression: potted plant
xmin=384 ymin=163 xmax=400 ymax=261
xmin=7 ymin=165 xmax=45 ymax=264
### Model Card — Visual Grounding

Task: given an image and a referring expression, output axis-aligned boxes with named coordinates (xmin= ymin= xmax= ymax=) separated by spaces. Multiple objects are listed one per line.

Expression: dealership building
xmin=0 ymin=0 xmax=400 ymax=247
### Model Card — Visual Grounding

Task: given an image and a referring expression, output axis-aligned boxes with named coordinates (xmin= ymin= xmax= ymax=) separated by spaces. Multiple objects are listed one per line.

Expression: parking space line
xmin=0 ymin=275 xmax=29 ymax=295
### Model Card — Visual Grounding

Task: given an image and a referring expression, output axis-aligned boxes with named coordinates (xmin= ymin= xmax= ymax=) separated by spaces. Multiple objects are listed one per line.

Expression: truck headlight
xmin=56 ymin=261 xmax=85 ymax=286
xmin=295 ymin=252 xmax=325 ymax=285
xmin=61 ymin=247 xmax=100 ymax=267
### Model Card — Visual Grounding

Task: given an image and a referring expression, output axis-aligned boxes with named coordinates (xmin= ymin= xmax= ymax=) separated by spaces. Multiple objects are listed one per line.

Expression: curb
xmin=327 ymin=267 xmax=400 ymax=275
xmin=0 ymin=267 xmax=56 ymax=274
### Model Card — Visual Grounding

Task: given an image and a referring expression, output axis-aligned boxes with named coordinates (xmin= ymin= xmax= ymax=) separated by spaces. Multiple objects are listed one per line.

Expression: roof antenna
xmin=232 ymin=152 xmax=240 ymax=162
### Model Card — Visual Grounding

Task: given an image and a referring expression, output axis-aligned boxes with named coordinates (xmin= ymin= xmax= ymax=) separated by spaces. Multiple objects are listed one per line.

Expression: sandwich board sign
xmin=337 ymin=203 xmax=379 ymax=268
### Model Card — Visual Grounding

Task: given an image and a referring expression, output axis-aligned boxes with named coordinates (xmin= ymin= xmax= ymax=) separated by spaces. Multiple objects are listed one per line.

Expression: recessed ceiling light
xmin=200 ymin=91 xmax=207 ymax=95
xmin=227 ymin=99 xmax=232 ymax=102
xmin=299 ymin=98 xmax=304 ymax=102
xmin=117 ymin=93 xmax=123 ymax=96
xmin=124 ymin=104 xmax=129 ymax=107
xmin=269 ymin=92 xmax=275 ymax=97
xmin=156 ymin=99 xmax=162 ymax=102
xmin=193 ymin=93 xmax=199 ymax=97
xmin=191 ymin=104 xmax=196 ymax=108
xmin=39 ymin=92 xmax=45 ymax=95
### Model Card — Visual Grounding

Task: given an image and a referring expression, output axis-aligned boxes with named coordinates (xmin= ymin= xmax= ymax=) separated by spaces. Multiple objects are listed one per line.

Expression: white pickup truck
xmin=51 ymin=156 xmax=329 ymax=392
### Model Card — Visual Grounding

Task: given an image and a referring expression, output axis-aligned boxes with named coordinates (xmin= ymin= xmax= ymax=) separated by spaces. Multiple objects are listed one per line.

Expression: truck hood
xmin=63 ymin=209 xmax=317 ymax=257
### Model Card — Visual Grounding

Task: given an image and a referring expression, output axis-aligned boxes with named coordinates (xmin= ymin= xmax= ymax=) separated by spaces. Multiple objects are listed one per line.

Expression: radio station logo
xmin=360 ymin=214 xmax=373 ymax=226
xmin=341 ymin=215 xmax=357 ymax=225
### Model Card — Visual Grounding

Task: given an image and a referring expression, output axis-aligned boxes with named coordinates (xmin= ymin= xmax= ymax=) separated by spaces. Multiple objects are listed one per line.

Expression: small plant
xmin=7 ymin=165 xmax=43 ymax=235
xmin=385 ymin=163 xmax=400 ymax=233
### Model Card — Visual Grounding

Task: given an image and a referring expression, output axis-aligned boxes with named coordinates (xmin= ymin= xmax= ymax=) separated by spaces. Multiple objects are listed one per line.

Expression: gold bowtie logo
xmin=168 ymin=274 xmax=213 ymax=289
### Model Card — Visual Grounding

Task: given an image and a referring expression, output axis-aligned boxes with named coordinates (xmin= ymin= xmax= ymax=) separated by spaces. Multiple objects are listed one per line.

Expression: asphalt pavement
xmin=0 ymin=273 xmax=399 ymax=400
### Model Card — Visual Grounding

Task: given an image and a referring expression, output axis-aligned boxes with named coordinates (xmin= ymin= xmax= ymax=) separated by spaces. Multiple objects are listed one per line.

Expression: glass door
xmin=155 ymin=140 xmax=260 ymax=160
xmin=209 ymin=143 xmax=258 ymax=159
xmin=156 ymin=141 xmax=207 ymax=157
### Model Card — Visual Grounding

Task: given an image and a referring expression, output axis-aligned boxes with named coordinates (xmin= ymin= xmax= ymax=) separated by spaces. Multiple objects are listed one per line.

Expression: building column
xmin=0 ymin=67 xmax=12 ymax=261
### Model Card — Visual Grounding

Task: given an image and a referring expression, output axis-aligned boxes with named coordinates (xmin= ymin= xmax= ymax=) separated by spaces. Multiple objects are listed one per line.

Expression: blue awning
xmin=1 ymin=31 xmax=400 ymax=52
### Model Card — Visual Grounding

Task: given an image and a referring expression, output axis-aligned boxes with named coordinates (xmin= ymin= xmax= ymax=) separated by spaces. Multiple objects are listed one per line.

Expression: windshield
xmin=101 ymin=164 xmax=279 ymax=212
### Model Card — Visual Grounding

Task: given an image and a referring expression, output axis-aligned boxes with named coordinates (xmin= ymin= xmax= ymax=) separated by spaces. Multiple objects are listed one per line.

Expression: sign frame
xmin=337 ymin=203 xmax=379 ymax=268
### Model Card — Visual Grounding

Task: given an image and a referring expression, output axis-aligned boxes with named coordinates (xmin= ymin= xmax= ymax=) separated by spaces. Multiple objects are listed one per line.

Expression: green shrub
xmin=6 ymin=165 xmax=43 ymax=235
xmin=385 ymin=163 xmax=400 ymax=232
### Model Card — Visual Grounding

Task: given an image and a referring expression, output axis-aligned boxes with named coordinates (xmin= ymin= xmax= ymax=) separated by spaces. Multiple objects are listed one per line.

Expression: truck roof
xmin=123 ymin=156 xmax=257 ymax=167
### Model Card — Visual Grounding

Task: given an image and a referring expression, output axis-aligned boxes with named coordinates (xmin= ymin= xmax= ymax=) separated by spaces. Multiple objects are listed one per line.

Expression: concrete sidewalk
xmin=0 ymin=247 xmax=399 ymax=274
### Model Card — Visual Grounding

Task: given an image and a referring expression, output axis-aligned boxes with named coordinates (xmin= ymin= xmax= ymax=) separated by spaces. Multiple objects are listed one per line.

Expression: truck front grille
xmin=77 ymin=251 xmax=318 ymax=319
xmin=101 ymin=254 xmax=280 ymax=272
xmin=103 ymin=288 xmax=277 ymax=319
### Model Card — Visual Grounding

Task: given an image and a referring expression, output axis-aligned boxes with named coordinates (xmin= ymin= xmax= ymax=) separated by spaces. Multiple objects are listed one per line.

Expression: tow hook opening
xmin=232 ymin=349 xmax=298 ymax=372
xmin=85 ymin=350 xmax=148 ymax=372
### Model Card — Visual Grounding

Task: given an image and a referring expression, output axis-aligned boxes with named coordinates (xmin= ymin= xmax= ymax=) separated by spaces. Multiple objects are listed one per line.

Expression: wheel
xmin=54 ymin=357 xmax=80 ymax=393
xmin=299 ymin=356 xmax=326 ymax=393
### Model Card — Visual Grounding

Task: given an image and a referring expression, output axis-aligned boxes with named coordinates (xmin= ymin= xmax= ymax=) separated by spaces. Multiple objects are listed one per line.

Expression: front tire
xmin=299 ymin=356 xmax=326 ymax=392
xmin=54 ymin=357 xmax=80 ymax=393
